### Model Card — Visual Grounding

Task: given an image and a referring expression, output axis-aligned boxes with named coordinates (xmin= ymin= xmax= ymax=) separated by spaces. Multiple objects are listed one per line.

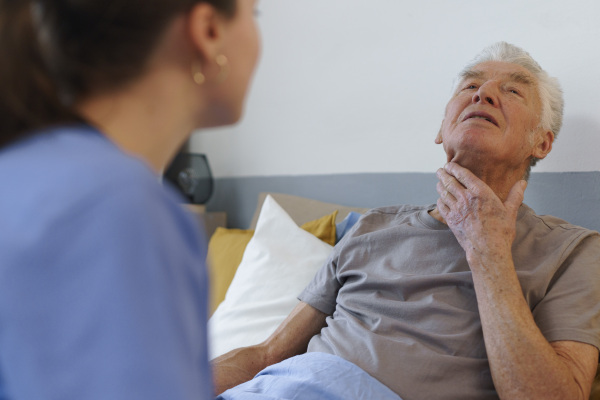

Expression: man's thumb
xmin=506 ymin=180 xmax=527 ymax=212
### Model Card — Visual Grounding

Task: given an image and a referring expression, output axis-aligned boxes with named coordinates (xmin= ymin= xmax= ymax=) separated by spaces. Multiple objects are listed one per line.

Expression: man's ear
xmin=187 ymin=3 xmax=226 ymax=62
xmin=532 ymin=129 xmax=554 ymax=160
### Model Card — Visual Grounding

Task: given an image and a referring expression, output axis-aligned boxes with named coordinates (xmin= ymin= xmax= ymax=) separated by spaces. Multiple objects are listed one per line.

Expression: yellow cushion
xmin=206 ymin=210 xmax=338 ymax=315
xmin=207 ymin=228 xmax=254 ymax=316
xmin=300 ymin=210 xmax=338 ymax=246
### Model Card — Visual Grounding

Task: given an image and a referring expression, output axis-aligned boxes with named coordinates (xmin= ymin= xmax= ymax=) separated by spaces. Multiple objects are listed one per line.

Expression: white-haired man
xmin=213 ymin=42 xmax=600 ymax=400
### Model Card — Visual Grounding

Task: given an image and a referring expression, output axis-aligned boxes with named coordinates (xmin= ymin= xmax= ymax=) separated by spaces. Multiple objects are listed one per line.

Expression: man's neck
xmin=453 ymin=154 xmax=530 ymax=201
xmin=471 ymin=167 xmax=526 ymax=203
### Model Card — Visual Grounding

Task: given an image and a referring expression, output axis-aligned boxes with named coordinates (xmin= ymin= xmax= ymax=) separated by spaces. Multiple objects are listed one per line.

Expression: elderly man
xmin=213 ymin=42 xmax=600 ymax=400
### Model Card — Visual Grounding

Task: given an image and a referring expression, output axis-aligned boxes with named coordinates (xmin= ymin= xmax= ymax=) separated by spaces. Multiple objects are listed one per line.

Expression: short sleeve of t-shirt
xmin=299 ymin=250 xmax=342 ymax=315
xmin=532 ymin=234 xmax=600 ymax=348
xmin=298 ymin=221 xmax=361 ymax=315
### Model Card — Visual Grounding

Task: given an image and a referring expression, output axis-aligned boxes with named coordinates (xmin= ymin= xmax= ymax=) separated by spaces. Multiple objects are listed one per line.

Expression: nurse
xmin=0 ymin=0 xmax=260 ymax=398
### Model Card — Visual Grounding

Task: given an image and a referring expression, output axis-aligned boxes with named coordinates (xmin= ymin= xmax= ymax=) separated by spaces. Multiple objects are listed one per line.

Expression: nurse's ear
xmin=187 ymin=2 xmax=227 ymax=65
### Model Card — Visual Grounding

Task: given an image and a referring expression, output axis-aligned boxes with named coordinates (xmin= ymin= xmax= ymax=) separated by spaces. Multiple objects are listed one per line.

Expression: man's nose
xmin=472 ymin=82 xmax=498 ymax=106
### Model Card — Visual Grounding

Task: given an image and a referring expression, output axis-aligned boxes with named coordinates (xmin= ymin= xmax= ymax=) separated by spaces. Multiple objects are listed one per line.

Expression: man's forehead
xmin=460 ymin=62 xmax=538 ymax=86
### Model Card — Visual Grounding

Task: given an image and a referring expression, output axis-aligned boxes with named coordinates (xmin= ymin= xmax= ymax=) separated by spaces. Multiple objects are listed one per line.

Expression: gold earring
xmin=215 ymin=54 xmax=229 ymax=83
xmin=191 ymin=61 xmax=205 ymax=85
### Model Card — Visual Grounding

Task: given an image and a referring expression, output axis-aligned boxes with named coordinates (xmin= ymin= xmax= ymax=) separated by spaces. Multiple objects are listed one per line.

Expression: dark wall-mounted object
xmin=164 ymin=152 xmax=213 ymax=204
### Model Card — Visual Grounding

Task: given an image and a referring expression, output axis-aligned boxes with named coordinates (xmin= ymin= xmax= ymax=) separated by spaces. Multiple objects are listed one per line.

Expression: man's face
xmin=437 ymin=61 xmax=547 ymax=172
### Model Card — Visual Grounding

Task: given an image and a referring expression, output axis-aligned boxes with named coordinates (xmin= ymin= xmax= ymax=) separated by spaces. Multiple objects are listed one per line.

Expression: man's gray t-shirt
xmin=299 ymin=204 xmax=600 ymax=400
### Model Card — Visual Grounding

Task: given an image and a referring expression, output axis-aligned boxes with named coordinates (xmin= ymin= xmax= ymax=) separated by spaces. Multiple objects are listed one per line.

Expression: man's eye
xmin=464 ymin=84 xmax=477 ymax=90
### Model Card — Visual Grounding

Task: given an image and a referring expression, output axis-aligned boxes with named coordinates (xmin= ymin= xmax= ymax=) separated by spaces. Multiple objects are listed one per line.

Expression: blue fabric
xmin=217 ymin=352 xmax=402 ymax=400
xmin=335 ymin=211 xmax=362 ymax=243
xmin=0 ymin=125 xmax=213 ymax=399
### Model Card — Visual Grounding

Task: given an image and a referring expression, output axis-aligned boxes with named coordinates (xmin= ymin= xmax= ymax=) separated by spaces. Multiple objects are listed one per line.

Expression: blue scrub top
xmin=0 ymin=125 xmax=213 ymax=399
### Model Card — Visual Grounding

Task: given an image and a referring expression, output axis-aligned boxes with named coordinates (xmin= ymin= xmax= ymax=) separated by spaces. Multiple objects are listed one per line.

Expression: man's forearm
xmin=211 ymin=302 xmax=329 ymax=396
xmin=212 ymin=344 xmax=270 ymax=396
xmin=435 ymin=163 xmax=596 ymax=399
xmin=468 ymin=252 xmax=592 ymax=400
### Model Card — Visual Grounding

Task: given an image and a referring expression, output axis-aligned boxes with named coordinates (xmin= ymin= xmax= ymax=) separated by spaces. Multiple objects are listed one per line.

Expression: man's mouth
xmin=463 ymin=112 xmax=498 ymax=127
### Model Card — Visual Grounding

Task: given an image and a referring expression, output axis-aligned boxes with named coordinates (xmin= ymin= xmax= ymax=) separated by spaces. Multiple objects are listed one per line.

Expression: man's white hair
xmin=457 ymin=42 xmax=564 ymax=141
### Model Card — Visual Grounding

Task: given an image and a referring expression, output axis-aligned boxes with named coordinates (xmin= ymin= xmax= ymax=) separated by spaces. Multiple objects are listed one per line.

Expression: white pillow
xmin=208 ymin=195 xmax=333 ymax=359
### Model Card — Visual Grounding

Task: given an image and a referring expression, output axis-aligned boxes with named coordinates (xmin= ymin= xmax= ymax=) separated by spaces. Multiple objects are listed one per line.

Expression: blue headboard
xmin=206 ymin=171 xmax=600 ymax=232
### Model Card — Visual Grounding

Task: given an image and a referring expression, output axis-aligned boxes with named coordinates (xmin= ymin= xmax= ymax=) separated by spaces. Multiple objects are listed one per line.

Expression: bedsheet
xmin=216 ymin=352 xmax=402 ymax=400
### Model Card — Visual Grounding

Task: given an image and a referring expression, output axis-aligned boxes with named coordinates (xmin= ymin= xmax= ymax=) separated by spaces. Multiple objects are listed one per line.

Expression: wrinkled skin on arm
xmin=435 ymin=162 xmax=598 ymax=400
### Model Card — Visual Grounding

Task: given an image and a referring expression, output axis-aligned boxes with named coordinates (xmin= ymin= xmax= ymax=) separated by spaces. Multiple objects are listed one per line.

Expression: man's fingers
xmin=436 ymin=198 xmax=450 ymax=217
xmin=436 ymin=181 xmax=457 ymax=204
xmin=443 ymin=162 xmax=480 ymax=191
xmin=436 ymin=167 xmax=465 ymax=200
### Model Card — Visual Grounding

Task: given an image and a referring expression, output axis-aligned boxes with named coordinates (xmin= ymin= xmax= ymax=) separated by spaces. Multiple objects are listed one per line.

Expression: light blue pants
xmin=217 ymin=352 xmax=402 ymax=400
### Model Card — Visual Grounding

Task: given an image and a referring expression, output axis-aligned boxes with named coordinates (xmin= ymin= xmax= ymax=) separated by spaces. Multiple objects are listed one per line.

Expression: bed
xmin=204 ymin=182 xmax=600 ymax=399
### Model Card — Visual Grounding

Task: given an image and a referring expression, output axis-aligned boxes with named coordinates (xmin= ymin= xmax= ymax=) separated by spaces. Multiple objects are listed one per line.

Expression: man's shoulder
xmin=517 ymin=204 xmax=600 ymax=256
xmin=519 ymin=204 xmax=599 ymax=237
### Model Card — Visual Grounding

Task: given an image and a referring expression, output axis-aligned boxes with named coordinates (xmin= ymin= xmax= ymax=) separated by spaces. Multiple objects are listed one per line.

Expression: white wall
xmin=190 ymin=0 xmax=600 ymax=178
